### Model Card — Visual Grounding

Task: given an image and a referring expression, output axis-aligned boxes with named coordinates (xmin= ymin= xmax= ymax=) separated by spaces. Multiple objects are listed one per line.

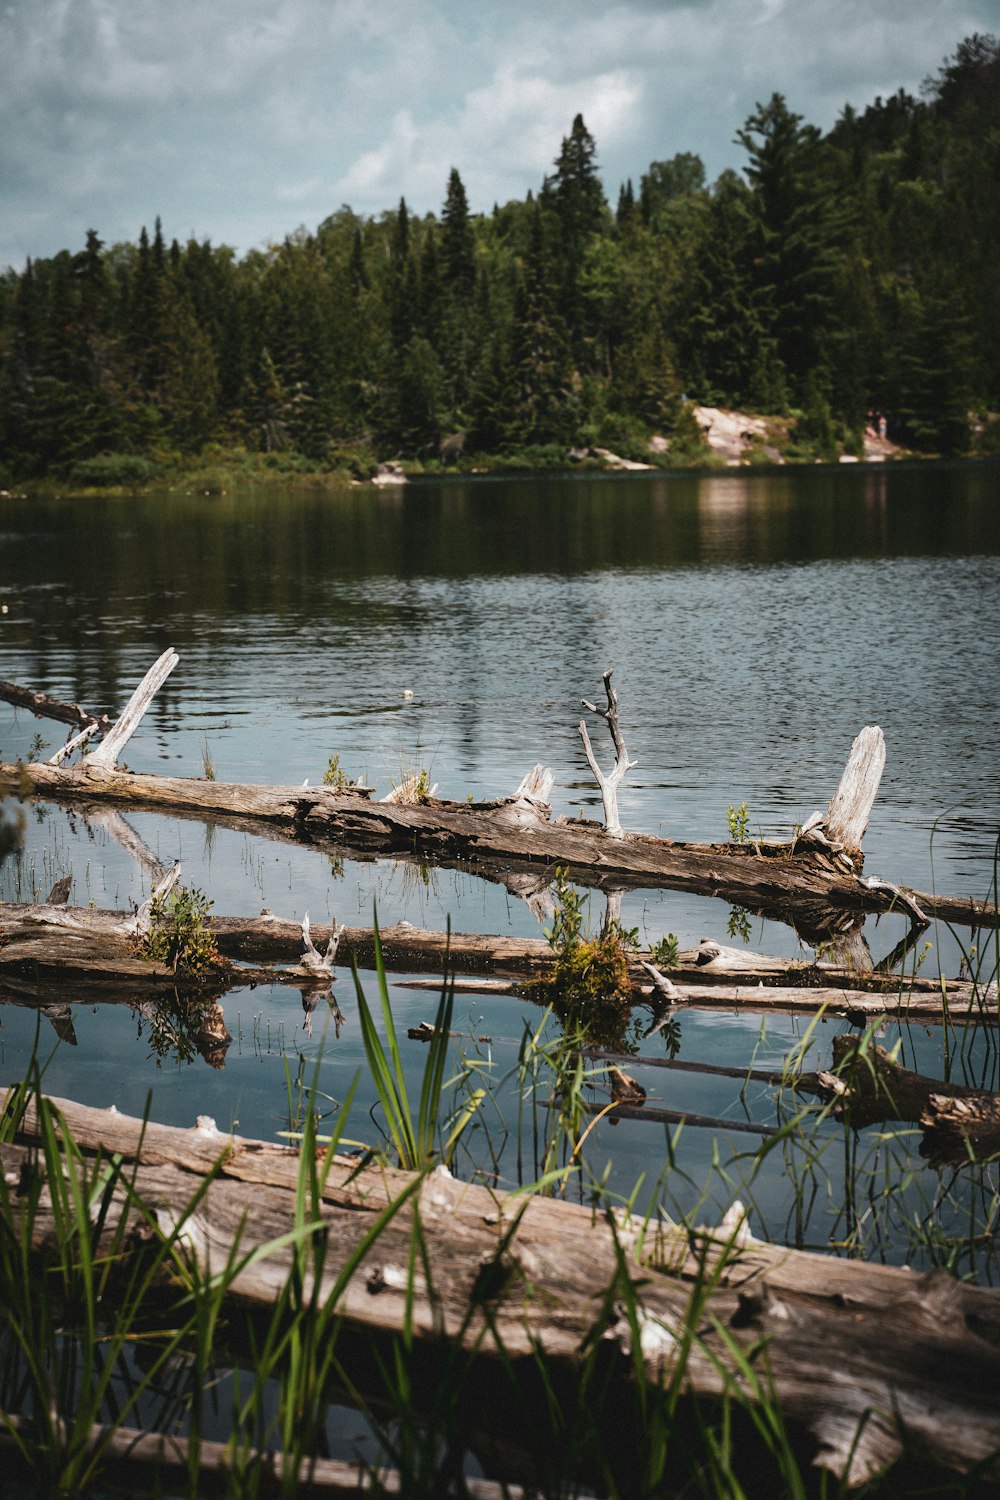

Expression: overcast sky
xmin=3 ymin=0 xmax=998 ymax=271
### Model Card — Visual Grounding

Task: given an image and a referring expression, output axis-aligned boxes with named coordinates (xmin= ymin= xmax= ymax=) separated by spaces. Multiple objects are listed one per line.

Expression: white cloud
xmin=1 ymin=0 xmax=998 ymax=268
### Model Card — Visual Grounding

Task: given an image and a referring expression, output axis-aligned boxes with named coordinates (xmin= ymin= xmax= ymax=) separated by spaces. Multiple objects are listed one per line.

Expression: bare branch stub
xmin=87 ymin=648 xmax=179 ymax=771
xmin=578 ymin=669 xmax=637 ymax=839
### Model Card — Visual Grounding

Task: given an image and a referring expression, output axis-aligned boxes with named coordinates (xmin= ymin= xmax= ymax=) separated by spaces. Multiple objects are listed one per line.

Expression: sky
xmin=2 ymin=0 xmax=999 ymax=272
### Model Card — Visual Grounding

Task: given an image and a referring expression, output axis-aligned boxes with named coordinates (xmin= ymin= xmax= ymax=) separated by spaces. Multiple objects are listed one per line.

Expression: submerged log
xmin=4 ymin=1092 xmax=1000 ymax=1489
xmin=792 ymin=1034 xmax=1000 ymax=1163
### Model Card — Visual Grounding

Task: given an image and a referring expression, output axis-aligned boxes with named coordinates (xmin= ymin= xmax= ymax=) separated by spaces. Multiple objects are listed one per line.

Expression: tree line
xmin=1 ymin=33 xmax=997 ymax=481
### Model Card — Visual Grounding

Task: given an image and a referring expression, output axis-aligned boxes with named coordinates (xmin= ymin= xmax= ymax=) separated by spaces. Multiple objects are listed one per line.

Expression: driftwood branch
xmin=0 ymin=680 xmax=114 ymax=736
xmin=796 ymin=726 xmax=886 ymax=867
xmin=128 ymin=862 xmax=182 ymax=938
xmin=86 ymin=648 xmax=179 ymax=770
xmin=47 ymin=721 xmax=101 ymax=766
xmin=578 ymin=669 xmax=637 ymax=838
xmin=299 ymin=911 xmax=344 ymax=980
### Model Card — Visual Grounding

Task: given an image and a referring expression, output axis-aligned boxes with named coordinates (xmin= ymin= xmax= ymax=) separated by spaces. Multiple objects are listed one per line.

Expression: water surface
xmin=2 ymin=462 xmax=998 ymax=1273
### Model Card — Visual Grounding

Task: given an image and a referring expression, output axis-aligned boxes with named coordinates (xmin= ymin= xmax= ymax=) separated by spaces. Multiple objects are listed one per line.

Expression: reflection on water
xmin=2 ymin=464 xmax=999 ymax=1273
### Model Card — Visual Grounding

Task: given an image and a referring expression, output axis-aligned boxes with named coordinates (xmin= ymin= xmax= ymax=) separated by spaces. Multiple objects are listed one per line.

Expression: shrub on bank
xmin=68 ymin=454 xmax=159 ymax=488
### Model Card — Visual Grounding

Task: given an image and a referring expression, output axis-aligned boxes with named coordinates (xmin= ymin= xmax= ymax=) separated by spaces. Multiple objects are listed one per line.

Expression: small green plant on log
xmin=323 ymin=752 xmax=351 ymax=789
xmin=649 ymin=932 xmax=680 ymax=967
xmin=143 ymin=884 xmax=220 ymax=974
xmin=537 ymin=869 xmax=638 ymax=1049
xmin=727 ymin=800 xmax=750 ymax=843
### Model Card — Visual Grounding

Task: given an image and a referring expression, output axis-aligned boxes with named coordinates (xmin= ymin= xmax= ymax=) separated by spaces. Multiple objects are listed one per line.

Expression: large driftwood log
xmin=2 ymin=661 xmax=994 ymax=929
xmin=4 ymin=1093 xmax=1000 ymax=1489
xmin=3 ymin=758 xmax=995 ymax=933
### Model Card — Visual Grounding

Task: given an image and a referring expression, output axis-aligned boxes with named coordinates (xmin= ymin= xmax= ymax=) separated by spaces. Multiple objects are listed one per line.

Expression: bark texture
xmin=3 ymin=1093 xmax=1000 ymax=1489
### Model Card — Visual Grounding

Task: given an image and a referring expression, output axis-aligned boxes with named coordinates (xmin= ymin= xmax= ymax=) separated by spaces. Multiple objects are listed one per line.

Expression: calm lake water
xmin=2 ymin=461 xmax=999 ymax=1276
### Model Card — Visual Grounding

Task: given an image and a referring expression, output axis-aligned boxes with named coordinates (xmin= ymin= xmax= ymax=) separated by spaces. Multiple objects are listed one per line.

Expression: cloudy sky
xmin=2 ymin=0 xmax=998 ymax=270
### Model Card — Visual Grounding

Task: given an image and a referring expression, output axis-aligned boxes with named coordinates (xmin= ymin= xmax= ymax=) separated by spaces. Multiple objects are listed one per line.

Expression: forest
xmin=0 ymin=33 xmax=998 ymax=484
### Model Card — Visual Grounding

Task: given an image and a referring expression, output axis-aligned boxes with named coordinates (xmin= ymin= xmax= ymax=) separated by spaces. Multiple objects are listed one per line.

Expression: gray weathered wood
xmin=86 ymin=648 xmax=179 ymax=769
xmin=4 ymin=1093 xmax=1000 ymax=1488
xmin=578 ymin=669 xmax=637 ymax=838
xmin=4 ymin=757 xmax=992 ymax=932
xmin=798 ymin=725 xmax=886 ymax=866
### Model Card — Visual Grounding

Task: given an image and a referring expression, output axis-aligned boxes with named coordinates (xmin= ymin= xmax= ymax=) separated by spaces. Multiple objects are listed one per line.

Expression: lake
xmin=2 ymin=460 xmax=999 ymax=1278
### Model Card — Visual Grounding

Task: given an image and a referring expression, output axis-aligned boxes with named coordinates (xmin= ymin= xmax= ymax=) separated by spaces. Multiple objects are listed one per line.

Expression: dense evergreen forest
xmin=1 ymin=34 xmax=998 ymax=484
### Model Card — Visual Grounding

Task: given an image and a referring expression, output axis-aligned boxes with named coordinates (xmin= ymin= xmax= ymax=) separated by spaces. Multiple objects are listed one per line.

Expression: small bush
xmin=142 ymin=885 xmax=220 ymax=975
xmin=538 ymin=870 xmax=638 ymax=1049
xmin=68 ymin=454 xmax=158 ymax=488
xmin=323 ymin=753 xmax=351 ymax=790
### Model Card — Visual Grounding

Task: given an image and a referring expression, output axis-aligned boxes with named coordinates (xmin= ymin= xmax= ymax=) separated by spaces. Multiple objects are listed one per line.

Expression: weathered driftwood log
xmin=2 ymin=660 xmax=993 ymax=928
xmin=3 ymin=757 xmax=994 ymax=932
xmin=4 ymin=1093 xmax=1000 ymax=1488
xmin=578 ymin=669 xmax=637 ymax=838
xmin=1 ymin=903 xmax=992 ymax=1024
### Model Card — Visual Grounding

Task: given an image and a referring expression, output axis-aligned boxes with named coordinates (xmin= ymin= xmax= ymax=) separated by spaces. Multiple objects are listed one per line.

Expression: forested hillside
xmin=1 ymin=34 xmax=997 ymax=483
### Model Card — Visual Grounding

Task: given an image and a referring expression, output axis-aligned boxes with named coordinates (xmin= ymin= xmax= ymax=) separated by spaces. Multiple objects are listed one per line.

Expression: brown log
xmin=4 ymin=1092 xmax=1000 ymax=1488
xmin=795 ymin=1034 xmax=1000 ymax=1130
xmin=2 ymin=758 xmax=995 ymax=931
xmin=1 ymin=903 xmax=991 ymax=1026
xmin=0 ymin=1414 xmax=523 ymax=1498
xmin=0 ymin=679 xmax=114 ymax=734
xmin=920 ymin=1092 xmax=1000 ymax=1166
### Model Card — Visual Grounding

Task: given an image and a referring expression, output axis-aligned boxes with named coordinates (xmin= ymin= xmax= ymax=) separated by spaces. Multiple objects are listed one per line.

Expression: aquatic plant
xmin=142 ymin=883 xmax=220 ymax=975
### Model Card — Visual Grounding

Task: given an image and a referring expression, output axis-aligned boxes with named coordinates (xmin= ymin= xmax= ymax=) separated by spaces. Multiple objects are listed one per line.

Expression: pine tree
xmin=506 ymin=206 xmax=575 ymax=445
xmin=441 ymin=168 xmax=475 ymax=299
xmin=737 ymin=95 xmax=850 ymax=399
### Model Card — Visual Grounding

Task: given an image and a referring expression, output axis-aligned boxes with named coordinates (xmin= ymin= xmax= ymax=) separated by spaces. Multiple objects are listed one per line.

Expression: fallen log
xmin=769 ymin=1032 xmax=1000 ymax=1162
xmin=4 ymin=757 xmax=995 ymax=932
xmin=1 ymin=903 xmax=992 ymax=1024
xmin=2 ymin=658 xmax=995 ymax=930
xmin=4 ymin=1092 xmax=1000 ymax=1489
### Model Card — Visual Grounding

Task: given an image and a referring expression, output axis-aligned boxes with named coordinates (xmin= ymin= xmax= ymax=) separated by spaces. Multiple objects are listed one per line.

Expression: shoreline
xmin=3 ymin=431 xmax=998 ymax=504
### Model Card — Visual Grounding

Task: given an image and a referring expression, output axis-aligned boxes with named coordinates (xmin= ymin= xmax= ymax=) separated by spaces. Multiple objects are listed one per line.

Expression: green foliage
xmin=728 ymin=905 xmax=753 ymax=943
xmin=727 ymin=800 xmax=751 ymax=843
xmin=67 ymin=453 xmax=158 ymax=488
xmin=2 ymin=40 xmax=999 ymax=477
xmin=539 ymin=870 xmax=638 ymax=1049
xmin=649 ymin=931 xmax=680 ymax=966
xmin=142 ymin=883 xmax=220 ymax=974
xmin=352 ymin=914 xmax=483 ymax=1169
xmin=322 ymin=752 xmax=351 ymax=789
